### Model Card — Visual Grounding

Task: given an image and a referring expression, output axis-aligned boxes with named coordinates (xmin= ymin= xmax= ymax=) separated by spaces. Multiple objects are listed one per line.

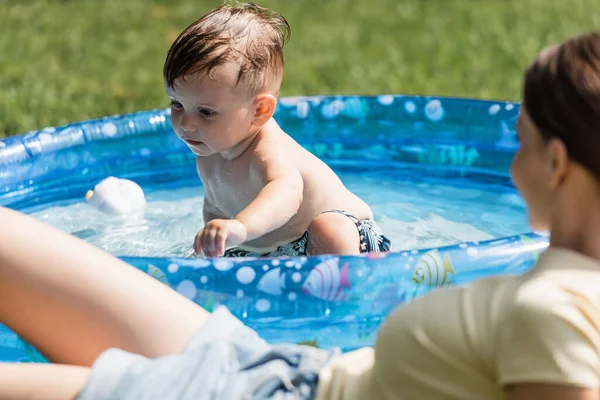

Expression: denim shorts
xmin=77 ymin=306 xmax=338 ymax=400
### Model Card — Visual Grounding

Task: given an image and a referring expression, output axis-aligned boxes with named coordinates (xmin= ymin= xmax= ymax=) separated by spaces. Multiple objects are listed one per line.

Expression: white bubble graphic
xmin=236 ymin=266 xmax=256 ymax=284
xmin=296 ymin=102 xmax=310 ymax=119
xmin=278 ymin=96 xmax=304 ymax=106
xmin=214 ymin=259 xmax=233 ymax=271
xmin=172 ymin=258 xmax=211 ymax=269
xmin=167 ymin=263 xmax=179 ymax=273
xmin=321 ymin=99 xmax=345 ymax=119
xmin=236 ymin=289 xmax=244 ymax=298
xmin=292 ymin=272 xmax=302 ymax=283
xmin=255 ymin=298 xmax=271 ymax=313
xmin=288 ymin=292 xmax=297 ymax=301
xmin=377 ymin=95 xmax=395 ymax=105
xmin=404 ymin=101 xmax=416 ymax=113
xmin=200 ymin=276 xmax=208 ymax=284
xmin=425 ymin=100 xmax=444 ymax=121
xmin=271 ymin=259 xmax=280 ymax=266
xmin=466 ymin=247 xmax=479 ymax=257
xmin=38 ymin=133 xmax=52 ymax=143
xmin=176 ymin=280 xmax=197 ymax=300
xmin=101 ymin=123 xmax=117 ymax=137
xmin=489 ymin=104 xmax=501 ymax=115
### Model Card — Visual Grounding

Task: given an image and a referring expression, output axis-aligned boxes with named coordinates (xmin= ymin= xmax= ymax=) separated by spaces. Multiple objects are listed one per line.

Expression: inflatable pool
xmin=0 ymin=95 xmax=548 ymax=362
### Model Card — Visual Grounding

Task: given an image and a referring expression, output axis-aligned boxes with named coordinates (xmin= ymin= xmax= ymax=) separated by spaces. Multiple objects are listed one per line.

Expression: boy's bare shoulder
xmin=248 ymin=127 xmax=303 ymax=180
xmin=251 ymin=126 xmax=290 ymax=159
xmin=253 ymin=125 xmax=304 ymax=156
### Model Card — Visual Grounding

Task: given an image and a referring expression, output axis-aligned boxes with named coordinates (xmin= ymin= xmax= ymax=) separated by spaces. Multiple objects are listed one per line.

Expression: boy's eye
xmin=170 ymin=100 xmax=183 ymax=110
xmin=198 ymin=108 xmax=216 ymax=118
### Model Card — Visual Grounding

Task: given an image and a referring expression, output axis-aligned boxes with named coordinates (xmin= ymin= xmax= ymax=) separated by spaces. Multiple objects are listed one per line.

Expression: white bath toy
xmin=85 ymin=176 xmax=147 ymax=215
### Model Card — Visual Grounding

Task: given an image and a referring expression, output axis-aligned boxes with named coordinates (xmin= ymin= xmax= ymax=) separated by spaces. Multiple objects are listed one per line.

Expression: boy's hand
xmin=194 ymin=219 xmax=247 ymax=257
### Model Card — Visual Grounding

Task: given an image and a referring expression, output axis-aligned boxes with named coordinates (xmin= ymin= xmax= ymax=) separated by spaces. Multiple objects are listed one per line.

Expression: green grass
xmin=1 ymin=0 xmax=599 ymax=137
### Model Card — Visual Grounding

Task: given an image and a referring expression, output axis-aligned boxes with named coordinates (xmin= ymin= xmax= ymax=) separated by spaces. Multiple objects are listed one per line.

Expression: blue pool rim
xmin=0 ymin=94 xmax=549 ymax=359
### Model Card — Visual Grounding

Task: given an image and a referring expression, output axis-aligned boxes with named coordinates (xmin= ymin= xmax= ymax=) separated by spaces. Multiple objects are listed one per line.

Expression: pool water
xmin=27 ymin=164 xmax=530 ymax=257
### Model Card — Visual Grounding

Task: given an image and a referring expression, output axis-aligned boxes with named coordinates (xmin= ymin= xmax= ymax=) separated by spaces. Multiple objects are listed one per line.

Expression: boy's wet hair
xmin=163 ymin=2 xmax=291 ymax=96
xmin=523 ymin=31 xmax=600 ymax=178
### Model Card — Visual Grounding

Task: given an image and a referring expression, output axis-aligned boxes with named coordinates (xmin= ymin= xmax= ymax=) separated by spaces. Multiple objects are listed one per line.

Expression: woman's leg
xmin=0 ymin=206 xmax=210 ymax=366
xmin=0 ymin=363 xmax=91 ymax=400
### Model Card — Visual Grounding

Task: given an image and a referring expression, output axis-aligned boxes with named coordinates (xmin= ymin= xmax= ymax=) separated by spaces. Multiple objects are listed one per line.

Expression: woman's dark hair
xmin=523 ymin=31 xmax=600 ymax=177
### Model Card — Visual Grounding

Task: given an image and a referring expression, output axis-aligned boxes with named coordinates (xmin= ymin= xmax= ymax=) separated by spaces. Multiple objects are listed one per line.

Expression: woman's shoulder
xmin=496 ymin=247 xmax=600 ymax=388
xmin=512 ymin=247 xmax=600 ymax=312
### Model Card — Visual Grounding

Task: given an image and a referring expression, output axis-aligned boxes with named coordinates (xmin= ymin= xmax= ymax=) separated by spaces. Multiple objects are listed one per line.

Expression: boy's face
xmin=166 ymin=63 xmax=258 ymax=158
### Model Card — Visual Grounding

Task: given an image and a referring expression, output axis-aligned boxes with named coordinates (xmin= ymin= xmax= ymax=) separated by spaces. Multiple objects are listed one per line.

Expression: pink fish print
xmin=366 ymin=252 xmax=387 ymax=260
xmin=301 ymin=258 xmax=351 ymax=301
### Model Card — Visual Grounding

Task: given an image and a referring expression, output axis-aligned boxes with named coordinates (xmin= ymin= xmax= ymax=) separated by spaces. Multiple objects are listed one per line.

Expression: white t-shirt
xmin=316 ymin=247 xmax=600 ymax=399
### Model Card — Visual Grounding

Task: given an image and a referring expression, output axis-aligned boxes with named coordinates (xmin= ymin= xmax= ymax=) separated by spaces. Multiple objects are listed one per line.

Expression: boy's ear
xmin=252 ymin=94 xmax=277 ymax=126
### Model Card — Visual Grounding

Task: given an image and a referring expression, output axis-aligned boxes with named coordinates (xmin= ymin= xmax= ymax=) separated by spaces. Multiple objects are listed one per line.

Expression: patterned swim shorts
xmin=224 ymin=210 xmax=392 ymax=258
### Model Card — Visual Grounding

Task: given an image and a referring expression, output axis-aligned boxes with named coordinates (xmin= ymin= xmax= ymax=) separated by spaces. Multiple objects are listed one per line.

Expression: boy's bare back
xmin=163 ymin=3 xmax=391 ymax=257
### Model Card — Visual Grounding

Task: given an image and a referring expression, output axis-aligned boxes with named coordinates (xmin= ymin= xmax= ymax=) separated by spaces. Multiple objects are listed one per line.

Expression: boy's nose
xmin=180 ymin=114 xmax=199 ymax=133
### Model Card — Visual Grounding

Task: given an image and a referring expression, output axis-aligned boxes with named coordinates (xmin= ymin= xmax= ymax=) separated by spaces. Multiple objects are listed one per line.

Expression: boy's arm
xmin=234 ymin=145 xmax=303 ymax=242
